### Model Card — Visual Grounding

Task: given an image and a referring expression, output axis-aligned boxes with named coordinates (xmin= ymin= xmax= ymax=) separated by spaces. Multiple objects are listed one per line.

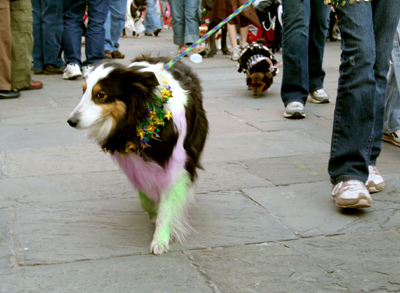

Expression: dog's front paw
xmin=150 ymin=240 xmax=169 ymax=255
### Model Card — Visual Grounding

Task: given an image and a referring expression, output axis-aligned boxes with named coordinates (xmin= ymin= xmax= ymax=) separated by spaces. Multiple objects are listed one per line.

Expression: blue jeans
xmin=280 ymin=0 xmax=330 ymax=106
xmin=32 ymin=0 xmax=64 ymax=70
xmin=384 ymin=21 xmax=400 ymax=133
xmin=329 ymin=0 xmax=400 ymax=184
xmin=144 ymin=0 xmax=162 ymax=34
xmin=104 ymin=0 xmax=127 ymax=52
xmin=169 ymin=0 xmax=200 ymax=45
xmin=63 ymin=0 xmax=110 ymax=67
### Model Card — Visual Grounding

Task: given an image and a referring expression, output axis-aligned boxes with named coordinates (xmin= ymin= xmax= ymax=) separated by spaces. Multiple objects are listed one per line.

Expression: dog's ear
xmin=264 ymin=73 xmax=273 ymax=87
xmin=246 ymin=76 xmax=251 ymax=86
xmin=132 ymin=71 xmax=160 ymax=89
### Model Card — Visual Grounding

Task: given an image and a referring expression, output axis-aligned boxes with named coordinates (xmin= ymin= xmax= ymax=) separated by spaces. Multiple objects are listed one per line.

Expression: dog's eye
xmin=96 ymin=93 xmax=106 ymax=99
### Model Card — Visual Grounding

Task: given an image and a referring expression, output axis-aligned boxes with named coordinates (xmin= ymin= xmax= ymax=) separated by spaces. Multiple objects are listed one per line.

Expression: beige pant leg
xmin=0 ymin=0 xmax=12 ymax=91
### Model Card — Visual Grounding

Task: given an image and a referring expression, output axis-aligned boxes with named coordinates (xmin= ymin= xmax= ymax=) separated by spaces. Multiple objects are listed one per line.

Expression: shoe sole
xmin=284 ymin=111 xmax=306 ymax=119
xmin=63 ymin=73 xmax=82 ymax=80
xmin=383 ymin=135 xmax=400 ymax=147
xmin=335 ymin=199 xmax=372 ymax=208
xmin=309 ymin=95 xmax=330 ymax=104
xmin=366 ymin=181 xmax=385 ymax=193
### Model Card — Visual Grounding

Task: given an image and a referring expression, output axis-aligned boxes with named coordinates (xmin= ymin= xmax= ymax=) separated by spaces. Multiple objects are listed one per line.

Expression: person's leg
xmin=31 ymin=0 xmax=43 ymax=71
xmin=239 ymin=26 xmax=249 ymax=48
xmin=329 ymin=3 xmax=376 ymax=184
xmin=63 ymin=0 xmax=86 ymax=67
xmin=227 ymin=23 xmax=238 ymax=49
xmin=109 ymin=0 xmax=127 ymax=51
xmin=104 ymin=10 xmax=113 ymax=52
xmin=0 ymin=0 xmax=12 ymax=91
xmin=280 ymin=0 xmax=310 ymax=106
xmin=169 ymin=0 xmax=185 ymax=46
xmin=85 ymin=0 xmax=110 ymax=65
xmin=41 ymin=0 xmax=64 ymax=67
xmin=144 ymin=0 xmax=162 ymax=34
xmin=10 ymin=0 xmax=33 ymax=90
xmin=384 ymin=24 xmax=400 ymax=133
xmin=183 ymin=0 xmax=199 ymax=44
xmin=369 ymin=4 xmax=400 ymax=163
xmin=308 ymin=0 xmax=330 ymax=92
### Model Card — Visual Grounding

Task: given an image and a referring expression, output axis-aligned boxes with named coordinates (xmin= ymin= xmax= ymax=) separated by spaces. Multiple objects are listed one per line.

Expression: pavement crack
xmin=9 ymin=209 xmax=23 ymax=267
xmin=183 ymin=252 xmax=222 ymax=293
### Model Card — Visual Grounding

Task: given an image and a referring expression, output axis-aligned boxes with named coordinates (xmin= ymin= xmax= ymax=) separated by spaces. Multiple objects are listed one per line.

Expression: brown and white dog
xmin=239 ymin=39 xmax=279 ymax=96
xmin=67 ymin=56 xmax=208 ymax=254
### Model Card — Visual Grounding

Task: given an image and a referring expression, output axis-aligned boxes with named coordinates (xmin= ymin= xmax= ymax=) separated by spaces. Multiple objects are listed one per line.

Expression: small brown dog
xmin=239 ymin=39 xmax=279 ymax=97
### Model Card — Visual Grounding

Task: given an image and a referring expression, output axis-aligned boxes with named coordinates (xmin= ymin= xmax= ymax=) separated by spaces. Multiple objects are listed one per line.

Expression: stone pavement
xmin=1 ymin=29 xmax=400 ymax=292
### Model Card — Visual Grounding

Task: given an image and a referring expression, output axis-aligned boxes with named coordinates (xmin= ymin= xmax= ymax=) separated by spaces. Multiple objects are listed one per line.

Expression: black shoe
xmin=34 ymin=69 xmax=44 ymax=74
xmin=153 ymin=28 xmax=161 ymax=37
xmin=0 ymin=89 xmax=20 ymax=99
xmin=44 ymin=64 xmax=65 ymax=75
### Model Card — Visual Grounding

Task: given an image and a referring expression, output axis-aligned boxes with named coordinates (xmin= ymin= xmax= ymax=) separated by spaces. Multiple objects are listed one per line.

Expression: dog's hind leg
xmin=150 ymin=172 xmax=193 ymax=255
xmin=139 ymin=191 xmax=158 ymax=224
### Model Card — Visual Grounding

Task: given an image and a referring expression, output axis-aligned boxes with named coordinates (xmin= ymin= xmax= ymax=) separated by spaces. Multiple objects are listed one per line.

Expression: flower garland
xmin=103 ymin=78 xmax=173 ymax=157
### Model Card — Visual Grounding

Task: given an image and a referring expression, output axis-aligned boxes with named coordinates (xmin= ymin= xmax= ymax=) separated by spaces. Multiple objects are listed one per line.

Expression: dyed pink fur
xmin=112 ymin=111 xmax=188 ymax=201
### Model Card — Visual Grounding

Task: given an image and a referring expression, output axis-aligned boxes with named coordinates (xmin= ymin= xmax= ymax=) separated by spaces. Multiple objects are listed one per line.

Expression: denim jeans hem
xmin=309 ymin=86 xmax=323 ymax=93
xmin=331 ymin=175 xmax=367 ymax=185
xmin=185 ymin=34 xmax=199 ymax=45
xmin=284 ymin=99 xmax=304 ymax=107
xmin=174 ymin=36 xmax=185 ymax=46
xmin=386 ymin=127 xmax=400 ymax=133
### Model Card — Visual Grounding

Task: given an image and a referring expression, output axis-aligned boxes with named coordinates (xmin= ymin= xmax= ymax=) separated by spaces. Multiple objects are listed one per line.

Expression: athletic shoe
xmin=63 ymin=63 xmax=82 ymax=80
xmin=383 ymin=130 xmax=400 ymax=147
xmin=230 ymin=48 xmax=240 ymax=61
xmin=309 ymin=89 xmax=330 ymax=104
xmin=366 ymin=165 xmax=385 ymax=193
xmin=332 ymin=180 xmax=372 ymax=208
xmin=284 ymin=101 xmax=306 ymax=119
xmin=82 ymin=65 xmax=94 ymax=78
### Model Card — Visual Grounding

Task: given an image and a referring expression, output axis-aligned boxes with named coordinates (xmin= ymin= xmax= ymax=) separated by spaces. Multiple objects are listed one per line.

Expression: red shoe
xmin=22 ymin=80 xmax=43 ymax=90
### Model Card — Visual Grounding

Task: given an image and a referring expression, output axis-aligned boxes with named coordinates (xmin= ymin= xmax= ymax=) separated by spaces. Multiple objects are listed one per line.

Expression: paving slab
xmin=202 ymin=131 xmax=330 ymax=164
xmin=0 ymin=252 xmax=213 ymax=293
xmin=244 ymin=153 xmax=330 ymax=186
xmin=0 ymin=107 xmax=73 ymax=126
xmin=243 ymin=176 xmax=400 ymax=238
xmin=3 ymin=145 xmax=119 ymax=178
xmin=186 ymin=229 xmax=400 ymax=293
xmin=0 ymin=210 xmax=13 ymax=270
xmin=13 ymin=191 xmax=294 ymax=265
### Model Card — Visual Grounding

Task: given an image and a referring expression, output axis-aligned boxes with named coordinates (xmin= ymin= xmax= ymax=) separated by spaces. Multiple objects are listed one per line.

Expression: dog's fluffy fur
xmin=67 ymin=56 xmax=208 ymax=254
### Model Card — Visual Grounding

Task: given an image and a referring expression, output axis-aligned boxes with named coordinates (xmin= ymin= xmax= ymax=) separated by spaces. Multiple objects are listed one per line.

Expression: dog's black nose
xmin=67 ymin=117 xmax=78 ymax=127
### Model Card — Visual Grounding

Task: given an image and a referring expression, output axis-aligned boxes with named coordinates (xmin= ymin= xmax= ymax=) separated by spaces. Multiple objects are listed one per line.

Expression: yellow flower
xmin=161 ymin=87 xmax=172 ymax=99
xmin=146 ymin=124 xmax=156 ymax=133
xmin=155 ymin=118 xmax=164 ymax=125
xmin=137 ymin=129 xmax=146 ymax=139
xmin=164 ymin=111 xmax=172 ymax=120
xmin=149 ymin=110 xmax=158 ymax=120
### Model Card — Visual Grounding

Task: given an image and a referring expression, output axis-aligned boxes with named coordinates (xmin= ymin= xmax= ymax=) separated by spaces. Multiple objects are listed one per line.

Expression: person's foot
xmin=0 ymin=89 xmax=20 ymax=99
xmin=82 ymin=65 xmax=94 ymax=78
xmin=177 ymin=45 xmax=187 ymax=56
xmin=366 ymin=165 xmax=385 ymax=193
xmin=332 ymin=180 xmax=372 ymax=208
xmin=104 ymin=50 xmax=112 ymax=59
xmin=20 ymin=80 xmax=43 ymax=90
xmin=111 ymin=50 xmax=125 ymax=59
xmin=284 ymin=101 xmax=306 ymax=119
xmin=383 ymin=130 xmax=400 ymax=147
xmin=34 ymin=69 xmax=44 ymax=74
xmin=153 ymin=28 xmax=161 ymax=36
xmin=309 ymin=89 xmax=330 ymax=104
xmin=230 ymin=47 xmax=240 ymax=61
xmin=63 ymin=63 xmax=82 ymax=80
xmin=44 ymin=64 xmax=65 ymax=75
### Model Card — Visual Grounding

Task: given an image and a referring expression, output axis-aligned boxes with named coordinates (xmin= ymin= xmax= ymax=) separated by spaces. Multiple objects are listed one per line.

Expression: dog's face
xmin=246 ymin=72 xmax=273 ymax=96
xmin=67 ymin=62 xmax=159 ymax=145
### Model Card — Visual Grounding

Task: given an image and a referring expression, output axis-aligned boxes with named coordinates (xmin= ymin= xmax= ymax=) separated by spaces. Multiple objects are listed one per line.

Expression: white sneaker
xmin=63 ymin=63 xmax=82 ymax=80
xmin=230 ymin=47 xmax=240 ymax=61
xmin=309 ymin=89 xmax=330 ymax=104
xmin=283 ymin=101 xmax=306 ymax=119
xmin=332 ymin=180 xmax=372 ymax=208
xmin=82 ymin=65 xmax=94 ymax=78
xmin=366 ymin=165 xmax=385 ymax=193
xmin=383 ymin=130 xmax=400 ymax=147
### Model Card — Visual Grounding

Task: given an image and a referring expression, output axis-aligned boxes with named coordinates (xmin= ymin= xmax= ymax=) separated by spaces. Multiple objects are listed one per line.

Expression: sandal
xmin=104 ymin=50 xmax=112 ymax=59
xmin=112 ymin=51 xmax=125 ymax=59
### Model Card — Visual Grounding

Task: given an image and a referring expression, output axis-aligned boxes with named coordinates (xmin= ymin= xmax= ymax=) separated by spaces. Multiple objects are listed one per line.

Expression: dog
xmin=238 ymin=39 xmax=279 ymax=96
xmin=201 ymin=0 xmax=229 ymax=58
xmin=67 ymin=56 xmax=209 ymax=255
xmin=122 ymin=0 xmax=146 ymax=37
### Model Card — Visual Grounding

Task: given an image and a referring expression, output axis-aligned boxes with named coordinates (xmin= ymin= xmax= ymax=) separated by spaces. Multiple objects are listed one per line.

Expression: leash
xmin=163 ymin=0 xmax=254 ymax=70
